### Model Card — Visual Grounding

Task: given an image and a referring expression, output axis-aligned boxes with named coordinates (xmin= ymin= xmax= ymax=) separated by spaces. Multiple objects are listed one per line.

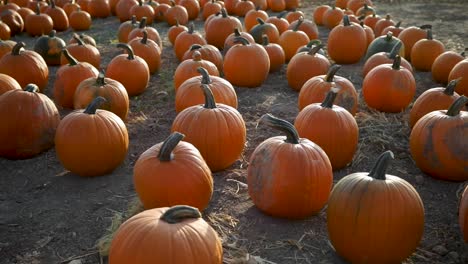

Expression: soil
xmin=1 ymin=0 xmax=467 ymax=263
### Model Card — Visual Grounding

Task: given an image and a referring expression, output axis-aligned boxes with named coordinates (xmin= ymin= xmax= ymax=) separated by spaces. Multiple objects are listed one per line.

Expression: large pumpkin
xmin=247 ymin=114 xmax=333 ymax=219
xmin=133 ymin=132 xmax=214 ymax=211
xmin=0 ymin=84 xmax=60 ymax=159
xmin=327 ymin=150 xmax=424 ymax=264
xmin=171 ymin=84 xmax=246 ymax=172
xmin=409 ymin=96 xmax=468 ymax=181
xmin=109 ymin=205 xmax=223 ymax=264
xmin=460 ymin=185 xmax=468 ymax=243
xmin=327 ymin=15 xmax=367 ymax=64
xmin=55 ymin=97 xmax=129 ymax=177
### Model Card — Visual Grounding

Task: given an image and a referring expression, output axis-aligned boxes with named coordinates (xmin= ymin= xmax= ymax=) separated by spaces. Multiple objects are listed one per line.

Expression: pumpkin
xmin=181 ymin=43 xmax=223 ymax=72
xmin=295 ymin=88 xmax=358 ymax=170
xmin=167 ymin=19 xmax=187 ymax=45
xmin=153 ymin=3 xmax=170 ymax=22
xmin=223 ymin=0 xmax=238 ymax=14
xmin=15 ymin=7 xmax=34 ymax=29
xmin=54 ymin=48 xmax=98 ymax=109
xmin=360 ymin=21 xmax=375 ymax=48
xmin=247 ymin=113 xmax=333 ymax=218
xmin=106 ymin=43 xmax=149 ymax=96
xmin=363 ymin=55 xmax=416 ymax=112
xmin=398 ymin=24 xmax=432 ymax=60
xmin=0 ymin=20 xmax=10 ymax=39
xmin=115 ymin=0 xmax=138 ymax=22
xmin=0 ymin=42 xmax=49 ymax=91
xmin=0 ymin=8 xmax=23 ymax=36
xmin=223 ymin=36 xmax=270 ymax=88
xmin=251 ymin=0 xmax=267 ymax=10
xmin=0 ymin=39 xmax=15 ymax=58
xmin=327 ymin=15 xmax=367 ymax=64
xmin=0 ymin=84 xmax=60 ymax=159
xmin=234 ymin=0 xmax=254 ymax=17
xmin=117 ymin=15 xmax=139 ymax=43
xmin=68 ymin=33 xmax=96 ymax=47
xmin=284 ymin=9 xmax=303 ymax=23
xmin=60 ymin=34 xmax=100 ymax=68
xmin=223 ymin=27 xmax=254 ymax=54
xmin=55 ymin=97 xmax=129 ymax=177
xmin=25 ymin=3 xmax=52 ymax=36
xmin=0 ymin=0 xmax=20 ymax=12
xmin=73 ymin=72 xmax=129 ymax=121
xmin=69 ymin=7 xmax=92 ymax=31
xmin=109 ymin=205 xmax=223 ymax=263
xmin=322 ymin=6 xmax=343 ymax=29
xmin=381 ymin=21 xmax=404 ymax=37
xmin=87 ymin=0 xmax=111 ymax=18
xmin=362 ymin=41 xmax=412 ymax=77
xmin=431 ymin=50 xmax=465 ymax=85
xmin=363 ymin=13 xmax=380 ymax=30
xmin=249 ymin=17 xmax=279 ymax=44
xmin=44 ymin=0 xmax=69 ymax=31
xmin=267 ymin=0 xmax=285 ymax=12
xmin=205 ymin=8 xmax=242 ymax=50
xmin=278 ymin=16 xmax=309 ymax=62
xmin=174 ymin=22 xmax=206 ymax=61
xmin=287 ymin=17 xmax=318 ymax=41
xmin=127 ymin=17 xmax=162 ymax=48
xmin=295 ymin=39 xmax=325 ymax=55
xmin=202 ymin=0 xmax=222 ymax=21
xmin=409 ymin=78 xmax=462 ymax=129
xmin=261 ymin=35 xmax=285 ymax=73
xmin=171 ymin=84 xmax=246 ymax=172
xmin=265 ymin=11 xmax=289 ymax=35
xmin=335 ymin=0 xmax=348 ymax=9
xmin=410 ymin=96 xmax=468 ymax=181
xmin=355 ymin=3 xmax=374 ymax=17
xmin=174 ymin=50 xmax=219 ymax=90
xmin=373 ymin=14 xmax=395 ymax=36
xmin=313 ymin=4 xmax=331 ymax=26
xmin=33 ymin=29 xmax=66 ymax=65
xmin=243 ymin=7 xmax=268 ymax=32
xmin=63 ymin=0 xmax=80 ymax=17
xmin=130 ymin=0 xmax=154 ymax=24
xmin=175 ymin=67 xmax=237 ymax=113
xmin=346 ymin=0 xmax=373 ymax=13
xmin=134 ymin=132 xmax=213 ymax=210
xmin=364 ymin=31 xmax=405 ymax=61
xmin=287 ymin=45 xmax=330 ymax=91
xmin=178 ymin=0 xmax=199 ymax=20
xmin=460 ymin=185 xmax=468 ymax=243
xmin=411 ymin=28 xmax=445 ymax=72
xmin=128 ymin=29 xmax=161 ymax=74
xmin=76 ymin=0 xmax=91 ymax=11
xmin=327 ymin=150 xmax=424 ymax=264
xmin=448 ymin=59 xmax=468 ymax=96
xmin=164 ymin=0 xmax=188 ymax=26
xmin=0 ymin=72 xmax=20 ymax=95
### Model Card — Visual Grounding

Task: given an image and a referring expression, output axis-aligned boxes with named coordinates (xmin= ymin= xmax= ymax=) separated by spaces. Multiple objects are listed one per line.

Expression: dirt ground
xmin=1 ymin=0 xmax=467 ymax=263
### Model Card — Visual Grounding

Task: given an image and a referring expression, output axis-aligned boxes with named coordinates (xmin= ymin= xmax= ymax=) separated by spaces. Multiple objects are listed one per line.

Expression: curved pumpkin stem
xmin=392 ymin=55 xmax=401 ymax=70
xmin=233 ymin=36 xmax=250 ymax=46
xmin=446 ymin=96 xmax=468 ymax=117
xmin=73 ymin=33 xmax=85 ymax=46
xmin=141 ymin=29 xmax=148 ymax=44
xmin=24 ymin=84 xmax=39 ymax=93
xmin=307 ymin=44 xmax=323 ymax=56
xmin=277 ymin=10 xmax=287 ymax=18
xmin=419 ymin=24 xmax=432 ymax=30
xmin=325 ymin=64 xmax=341 ymax=82
xmin=157 ymin=132 xmax=185 ymax=161
xmin=293 ymin=16 xmax=303 ymax=31
xmin=384 ymin=31 xmax=393 ymax=41
xmin=395 ymin=21 xmax=402 ymax=28
xmin=189 ymin=44 xmax=203 ymax=51
xmin=307 ymin=39 xmax=322 ymax=48
xmin=368 ymin=150 xmax=394 ymax=180
xmin=62 ymin=49 xmax=79 ymax=66
xmin=139 ymin=17 xmax=147 ymax=29
xmin=160 ymin=205 xmax=201 ymax=224
xmin=117 ymin=43 xmax=135 ymax=60
xmin=320 ymin=88 xmax=338 ymax=108
xmin=84 ymin=96 xmax=107 ymax=115
xmin=201 ymin=84 xmax=217 ymax=109
xmin=389 ymin=41 xmax=402 ymax=59
xmin=197 ymin=67 xmax=212 ymax=84
xmin=96 ymin=71 xmax=106 ymax=86
xmin=233 ymin=27 xmax=242 ymax=37
xmin=12 ymin=41 xmax=25 ymax=55
xmin=258 ymin=114 xmax=300 ymax=144
xmin=256 ymin=17 xmax=265 ymax=25
xmin=342 ymin=15 xmax=350 ymax=26
xmin=443 ymin=78 xmax=461 ymax=96
xmin=220 ymin=8 xmax=228 ymax=18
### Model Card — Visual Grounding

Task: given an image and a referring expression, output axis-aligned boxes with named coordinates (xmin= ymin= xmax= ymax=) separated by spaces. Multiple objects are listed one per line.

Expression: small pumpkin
xmin=178 ymin=0 xmax=199 ymax=21
xmin=261 ymin=35 xmax=285 ymax=73
xmin=234 ymin=0 xmax=254 ymax=17
xmin=364 ymin=31 xmax=404 ymax=61
xmin=109 ymin=205 xmax=223 ymax=264
xmin=295 ymin=39 xmax=325 ymax=55
xmin=0 ymin=84 xmax=60 ymax=159
xmin=381 ymin=21 xmax=404 ymax=37
xmin=33 ymin=30 xmax=66 ymax=65
xmin=174 ymin=22 xmax=206 ymax=61
xmin=374 ymin=14 xmax=395 ymax=35
xmin=313 ymin=4 xmax=331 ymax=26
xmin=448 ymin=59 xmax=468 ymax=96
xmin=127 ymin=17 xmax=162 ymax=48
xmin=60 ymin=34 xmax=101 ymax=68
xmin=287 ymin=17 xmax=318 ymax=41
xmin=398 ymin=24 xmax=432 ymax=60
xmin=167 ymin=19 xmax=187 ymax=45
xmin=327 ymin=15 xmax=366 ymax=64
xmin=171 ymin=84 xmax=246 ymax=172
xmin=115 ymin=0 xmax=138 ymax=22
xmin=202 ymin=0 xmax=222 ymax=21
xmin=243 ymin=6 xmax=267 ymax=32
xmin=284 ymin=9 xmax=304 ymax=23
xmin=346 ymin=0 xmax=373 ymax=13
xmin=223 ymin=27 xmax=254 ymax=55
xmin=0 ymin=20 xmax=10 ymax=40
xmin=360 ymin=21 xmax=375 ymax=48
xmin=247 ymin=113 xmax=333 ymax=218
xmin=411 ymin=28 xmax=445 ymax=72
xmin=134 ymin=133 xmax=214 ymax=211
xmin=267 ymin=0 xmax=285 ymax=12
xmin=68 ymin=33 xmax=96 ymax=47
xmin=410 ymin=96 xmax=468 ymax=181
xmin=69 ymin=7 xmax=92 ymax=31
xmin=164 ymin=0 xmax=188 ymax=26
xmin=25 ymin=3 xmax=53 ymax=36
xmin=0 ymin=72 xmax=21 ymax=95
xmin=265 ymin=11 xmax=289 ymax=35
xmin=181 ymin=43 xmax=223 ymax=72
xmin=117 ymin=15 xmax=139 ymax=43
xmin=459 ymin=185 xmax=468 ymax=243
xmin=0 ymin=39 xmax=15 ymax=59
xmin=362 ymin=41 xmax=412 ymax=77
xmin=327 ymin=150 xmax=424 ymax=264
xmin=278 ymin=16 xmax=309 ymax=62
xmin=63 ymin=0 xmax=80 ymax=17
xmin=128 ymin=29 xmax=161 ymax=74
xmin=322 ymin=6 xmax=344 ymax=29
xmin=355 ymin=3 xmax=374 ymax=17
xmin=55 ymin=97 xmax=129 ymax=177
xmin=0 ymin=8 xmax=23 ymax=36
xmin=431 ymin=49 xmax=465 ymax=85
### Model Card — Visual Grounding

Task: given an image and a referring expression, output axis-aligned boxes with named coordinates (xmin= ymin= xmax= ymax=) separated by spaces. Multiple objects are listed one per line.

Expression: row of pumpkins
xmin=0 ymin=0 xmax=467 ymax=263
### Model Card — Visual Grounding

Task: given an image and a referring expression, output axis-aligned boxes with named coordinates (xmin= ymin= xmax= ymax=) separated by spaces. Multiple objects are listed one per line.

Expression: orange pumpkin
xmin=284 ymin=9 xmax=303 ymax=23
xmin=223 ymin=27 xmax=254 ymax=54
xmin=459 ymin=185 xmax=468 ymax=243
xmin=267 ymin=0 xmax=285 ymax=12
xmin=362 ymin=41 xmax=412 ymax=77
xmin=25 ymin=3 xmax=53 ymax=36
xmin=87 ymin=0 xmax=111 ymax=18
xmin=167 ymin=19 xmax=187 ymax=45
xmin=130 ymin=0 xmax=154 ymax=24
xmin=373 ymin=14 xmax=394 ymax=36
xmin=410 ymin=96 xmax=468 ymax=181
xmin=164 ymin=0 xmax=188 ymax=26
xmin=327 ymin=150 xmax=424 ymax=264
xmin=381 ymin=21 xmax=404 ymax=37
xmin=411 ymin=28 xmax=445 ymax=72
xmin=0 ymin=9 xmax=23 ymax=36
xmin=0 ymin=39 xmax=15 ymax=59
xmin=398 ymin=24 xmax=432 ymax=60
xmin=174 ymin=50 xmax=219 ymax=90
xmin=127 ymin=30 xmax=161 ymax=74
xmin=362 ymin=13 xmax=380 ymax=30
xmin=431 ymin=50 xmax=465 ymax=85
xmin=327 ymin=15 xmax=367 ymax=64
xmin=181 ymin=43 xmax=223 ymax=72
xmin=202 ymin=0 xmax=222 ymax=21
xmin=0 ymin=84 xmax=60 ymax=159
xmin=60 ymin=34 xmax=101 ymax=68
xmin=243 ymin=7 xmax=268 ymax=32
xmin=68 ymin=33 xmax=96 ymax=47
xmin=249 ymin=17 xmax=280 ymax=44
xmin=44 ymin=0 xmax=69 ymax=31
xmin=69 ymin=7 xmax=92 ymax=31
xmin=335 ymin=0 xmax=349 ymax=9
xmin=0 ymin=73 xmax=21 ymax=95
xmin=127 ymin=17 xmax=162 ymax=48
xmin=247 ymin=114 xmax=333 ymax=218
xmin=448 ymin=59 xmax=468 ymax=96
xmin=322 ymin=6 xmax=343 ymax=29
xmin=234 ymin=0 xmax=254 ymax=17
xmin=313 ymin=4 xmax=331 ymax=26
xmin=117 ymin=15 xmax=139 ymax=43
xmin=63 ymin=0 xmax=80 ymax=17
xmin=261 ymin=35 xmax=285 ymax=73
xmin=0 ymin=20 xmax=11 ymax=40
xmin=115 ymin=0 xmax=138 ymax=22
xmin=174 ymin=22 xmax=206 ymax=61
xmin=133 ymin=133 xmax=214 ymax=210
xmin=205 ymin=8 xmax=242 ymax=49
xmin=346 ymin=0 xmax=373 ymax=14
xmin=278 ymin=16 xmax=309 ymax=62
xmin=265 ymin=11 xmax=289 ymax=35
xmin=178 ymin=0 xmax=199 ymax=20
xmin=109 ymin=205 xmax=223 ymax=263
xmin=171 ymin=84 xmax=246 ymax=172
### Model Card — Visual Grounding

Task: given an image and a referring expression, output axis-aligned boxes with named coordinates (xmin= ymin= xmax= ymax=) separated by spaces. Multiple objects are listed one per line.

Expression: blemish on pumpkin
xmin=444 ymin=122 xmax=468 ymax=160
xmin=422 ymin=122 xmax=441 ymax=167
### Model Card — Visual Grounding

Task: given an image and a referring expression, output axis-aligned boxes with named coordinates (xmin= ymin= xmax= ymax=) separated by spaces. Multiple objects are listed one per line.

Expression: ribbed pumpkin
xmin=60 ymin=34 xmax=101 ymax=68
xmin=295 ymin=89 xmax=358 ymax=170
xmin=130 ymin=0 xmax=154 ymax=24
xmin=109 ymin=205 xmax=223 ymax=264
xmin=265 ymin=11 xmax=289 ymax=35
xmin=322 ymin=6 xmax=343 ymax=29
xmin=205 ymin=8 xmax=242 ymax=49
xmin=175 ymin=67 xmax=237 ymax=113
xmin=247 ymin=114 xmax=333 ymax=218
xmin=243 ymin=7 xmax=268 ymax=32
xmin=171 ymin=84 xmax=246 ymax=172
xmin=165 ymin=0 xmax=188 ymax=26
xmin=327 ymin=150 xmax=424 ymax=264
xmin=202 ymin=0 xmax=222 ymax=21
xmin=127 ymin=17 xmax=162 ymax=48
xmin=327 ymin=15 xmax=367 ymax=64
xmin=411 ymin=28 xmax=445 ymax=72
xmin=278 ymin=16 xmax=309 ymax=62
xmin=460 ymin=185 xmax=468 ymax=243
xmin=261 ymin=35 xmax=285 ymax=73
xmin=25 ymin=3 xmax=53 ymax=36
xmin=448 ymin=59 xmax=468 ymax=96
xmin=153 ymin=3 xmax=170 ymax=22
xmin=0 ymin=73 xmax=21 ymax=95
xmin=360 ymin=21 xmax=375 ymax=48
xmin=128 ymin=29 xmax=161 ymax=74
xmin=431 ymin=50 xmax=465 ymax=85
xmin=133 ymin=132 xmax=213 ymax=210
xmin=0 ymin=39 xmax=15 ymax=59
xmin=33 ymin=30 xmax=66 ymax=65
xmin=106 ymin=43 xmax=150 ymax=96
xmin=181 ymin=44 xmax=223 ymax=73
xmin=313 ymin=4 xmax=331 ymax=26
xmin=362 ymin=41 xmax=412 ymax=77
xmin=0 ymin=42 xmax=49 ymax=91
xmin=69 ymin=8 xmax=92 ymax=31
xmin=73 ymin=72 xmax=130 ymax=121
xmin=87 ymin=0 xmax=111 ymax=18
xmin=54 ymin=49 xmax=99 ymax=109
xmin=409 ymin=79 xmax=462 ymax=129
xmin=363 ymin=55 xmax=416 ymax=112
xmin=0 ymin=84 xmax=60 ymax=159
xmin=364 ymin=31 xmax=404 ymax=61
xmin=55 ymin=97 xmax=129 ymax=177
xmin=249 ymin=17 xmax=280 ymax=44
xmin=44 ymin=0 xmax=69 ymax=31
xmin=373 ymin=14 xmax=395 ymax=36
xmin=174 ymin=50 xmax=219 ymax=90
xmin=223 ymin=36 xmax=270 ymax=88
xmin=410 ymin=96 xmax=468 ymax=181
xmin=174 ymin=22 xmax=206 ymax=61
xmin=167 ymin=19 xmax=187 ymax=45
xmin=398 ymin=24 xmax=432 ymax=61
xmin=287 ymin=45 xmax=330 ymax=91
xmin=117 ymin=15 xmax=139 ymax=43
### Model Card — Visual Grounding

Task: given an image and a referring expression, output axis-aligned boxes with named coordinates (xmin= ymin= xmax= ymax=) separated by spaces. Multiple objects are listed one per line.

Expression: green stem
xmin=139 ymin=17 xmax=147 ymax=28
xmin=443 ymin=78 xmax=460 ymax=96
xmin=24 ymin=84 xmax=39 ymax=93
xmin=96 ymin=72 xmax=106 ymax=86
xmin=368 ymin=151 xmax=394 ymax=180
xmin=307 ymin=44 xmax=323 ymax=56
xmin=389 ymin=41 xmax=402 ymax=59
xmin=446 ymin=96 xmax=468 ymax=117
xmin=157 ymin=132 xmax=185 ymax=161
xmin=256 ymin=17 xmax=265 ymax=25
xmin=62 ymin=49 xmax=79 ymax=66
xmin=84 ymin=96 xmax=107 ymax=115
xmin=426 ymin=29 xmax=433 ymax=40
xmin=73 ymin=33 xmax=85 ymax=46
xmin=320 ymin=89 xmax=338 ymax=108
xmin=117 ymin=43 xmax=135 ymax=60
xmin=259 ymin=114 xmax=300 ymax=144
xmin=197 ymin=67 xmax=212 ymax=84
xmin=141 ymin=29 xmax=148 ymax=44
xmin=325 ymin=64 xmax=341 ymax=82
xmin=343 ymin=15 xmax=350 ymax=26
xmin=189 ymin=44 xmax=203 ymax=51
xmin=233 ymin=36 xmax=250 ymax=46
xmin=160 ymin=205 xmax=201 ymax=224
xmin=293 ymin=16 xmax=303 ymax=31
xmin=395 ymin=21 xmax=402 ymax=28
xmin=392 ymin=55 xmax=401 ymax=70
xmin=385 ymin=31 xmax=393 ymax=41
xmin=201 ymin=84 xmax=217 ymax=109
xmin=12 ymin=41 xmax=25 ymax=55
